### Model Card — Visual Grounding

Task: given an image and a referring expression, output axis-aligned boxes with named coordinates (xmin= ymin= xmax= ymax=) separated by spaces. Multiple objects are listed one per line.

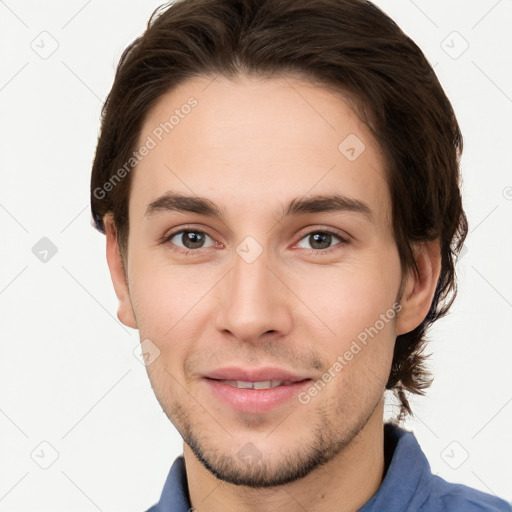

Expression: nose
xmin=214 ymin=249 xmax=294 ymax=344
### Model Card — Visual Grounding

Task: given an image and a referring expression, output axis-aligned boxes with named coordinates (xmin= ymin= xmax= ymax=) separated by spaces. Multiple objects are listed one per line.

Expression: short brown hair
xmin=90 ymin=0 xmax=468 ymax=420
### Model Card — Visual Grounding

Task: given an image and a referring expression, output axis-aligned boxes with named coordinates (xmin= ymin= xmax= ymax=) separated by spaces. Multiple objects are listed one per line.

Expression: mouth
xmin=213 ymin=379 xmax=303 ymax=390
xmin=203 ymin=367 xmax=312 ymax=413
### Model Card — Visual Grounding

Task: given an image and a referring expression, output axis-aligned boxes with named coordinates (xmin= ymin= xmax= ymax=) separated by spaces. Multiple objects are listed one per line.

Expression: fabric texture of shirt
xmin=145 ymin=423 xmax=510 ymax=511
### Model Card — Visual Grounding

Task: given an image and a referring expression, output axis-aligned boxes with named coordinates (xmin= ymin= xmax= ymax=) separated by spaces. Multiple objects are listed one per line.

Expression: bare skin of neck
xmin=184 ymin=401 xmax=386 ymax=512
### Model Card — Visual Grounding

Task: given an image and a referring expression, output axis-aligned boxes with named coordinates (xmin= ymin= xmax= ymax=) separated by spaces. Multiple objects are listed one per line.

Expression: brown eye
xmin=296 ymin=230 xmax=346 ymax=252
xmin=167 ymin=230 xmax=215 ymax=250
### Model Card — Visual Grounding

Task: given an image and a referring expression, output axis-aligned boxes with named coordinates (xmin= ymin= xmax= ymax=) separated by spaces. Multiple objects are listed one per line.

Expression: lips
xmin=203 ymin=366 xmax=312 ymax=413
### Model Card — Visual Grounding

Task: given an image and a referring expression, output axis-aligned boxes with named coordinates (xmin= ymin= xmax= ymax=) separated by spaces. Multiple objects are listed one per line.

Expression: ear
xmin=104 ymin=215 xmax=138 ymax=329
xmin=395 ymin=239 xmax=442 ymax=336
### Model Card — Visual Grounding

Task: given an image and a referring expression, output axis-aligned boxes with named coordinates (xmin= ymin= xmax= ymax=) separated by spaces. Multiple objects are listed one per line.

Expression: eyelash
xmin=161 ymin=225 xmax=349 ymax=256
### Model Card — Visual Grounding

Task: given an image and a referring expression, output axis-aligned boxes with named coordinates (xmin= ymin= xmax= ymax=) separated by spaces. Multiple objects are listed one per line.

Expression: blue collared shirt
xmin=146 ymin=423 xmax=510 ymax=511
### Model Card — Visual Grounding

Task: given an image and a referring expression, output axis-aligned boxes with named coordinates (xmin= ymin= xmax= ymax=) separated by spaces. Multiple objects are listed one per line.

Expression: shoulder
xmin=422 ymin=475 xmax=511 ymax=512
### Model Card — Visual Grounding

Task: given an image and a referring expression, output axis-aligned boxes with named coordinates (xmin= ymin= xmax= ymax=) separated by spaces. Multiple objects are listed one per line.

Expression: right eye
xmin=164 ymin=229 xmax=218 ymax=253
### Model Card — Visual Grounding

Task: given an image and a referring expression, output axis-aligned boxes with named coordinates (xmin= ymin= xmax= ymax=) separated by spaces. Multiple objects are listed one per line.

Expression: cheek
xmin=292 ymin=257 xmax=400 ymax=337
xmin=289 ymin=252 xmax=400 ymax=387
xmin=128 ymin=251 xmax=202 ymax=331
xmin=126 ymin=254 xmax=219 ymax=380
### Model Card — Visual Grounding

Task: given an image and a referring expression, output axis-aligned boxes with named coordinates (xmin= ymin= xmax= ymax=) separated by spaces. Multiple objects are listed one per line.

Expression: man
xmin=90 ymin=0 xmax=510 ymax=510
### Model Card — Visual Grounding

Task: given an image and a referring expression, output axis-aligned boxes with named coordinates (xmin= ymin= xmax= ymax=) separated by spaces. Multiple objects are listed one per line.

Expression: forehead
xmin=132 ymin=74 xmax=389 ymax=221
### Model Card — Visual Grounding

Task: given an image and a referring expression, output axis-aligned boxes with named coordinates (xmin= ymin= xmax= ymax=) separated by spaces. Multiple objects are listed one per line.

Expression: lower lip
xmin=204 ymin=378 xmax=311 ymax=413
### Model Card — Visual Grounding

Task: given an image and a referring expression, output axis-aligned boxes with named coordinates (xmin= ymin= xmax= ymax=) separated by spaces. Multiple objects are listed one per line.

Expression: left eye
xmin=296 ymin=231 xmax=345 ymax=251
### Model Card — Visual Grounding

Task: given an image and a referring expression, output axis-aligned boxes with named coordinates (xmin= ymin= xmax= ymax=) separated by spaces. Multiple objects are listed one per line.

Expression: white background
xmin=1 ymin=0 xmax=511 ymax=510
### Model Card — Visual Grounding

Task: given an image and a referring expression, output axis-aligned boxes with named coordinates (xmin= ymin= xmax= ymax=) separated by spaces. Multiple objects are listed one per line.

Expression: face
xmin=114 ymin=74 xmax=408 ymax=487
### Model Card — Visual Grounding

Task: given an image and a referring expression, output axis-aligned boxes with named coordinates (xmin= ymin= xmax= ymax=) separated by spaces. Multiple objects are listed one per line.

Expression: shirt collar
xmin=358 ymin=422 xmax=432 ymax=511
xmin=152 ymin=454 xmax=189 ymax=512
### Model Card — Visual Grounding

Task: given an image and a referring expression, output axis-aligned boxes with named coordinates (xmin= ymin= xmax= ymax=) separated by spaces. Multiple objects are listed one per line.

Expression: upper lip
xmin=204 ymin=366 xmax=311 ymax=383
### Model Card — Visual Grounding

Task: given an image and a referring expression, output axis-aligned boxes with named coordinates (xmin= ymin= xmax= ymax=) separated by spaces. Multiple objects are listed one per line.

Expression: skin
xmin=104 ymin=74 xmax=441 ymax=512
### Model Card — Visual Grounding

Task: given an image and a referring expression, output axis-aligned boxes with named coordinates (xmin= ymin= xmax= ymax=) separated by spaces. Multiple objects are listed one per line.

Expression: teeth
xmin=220 ymin=380 xmax=291 ymax=389
xmin=235 ymin=380 xmax=254 ymax=389
xmin=253 ymin=380 xmax=280 ymax=390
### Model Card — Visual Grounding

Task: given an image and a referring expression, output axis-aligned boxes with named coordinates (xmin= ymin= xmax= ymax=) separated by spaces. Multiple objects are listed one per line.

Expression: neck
xmin=184 ymin=401 xmax=386 ymax=512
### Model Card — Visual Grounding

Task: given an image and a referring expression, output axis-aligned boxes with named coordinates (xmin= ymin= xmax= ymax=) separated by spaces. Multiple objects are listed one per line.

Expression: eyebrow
xmin=145 ymin=192 xmax=373 ymax=222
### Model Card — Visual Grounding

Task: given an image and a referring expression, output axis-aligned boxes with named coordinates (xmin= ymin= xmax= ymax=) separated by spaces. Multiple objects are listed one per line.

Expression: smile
xmin=217 ymin=380 xmax=294 ymax=390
